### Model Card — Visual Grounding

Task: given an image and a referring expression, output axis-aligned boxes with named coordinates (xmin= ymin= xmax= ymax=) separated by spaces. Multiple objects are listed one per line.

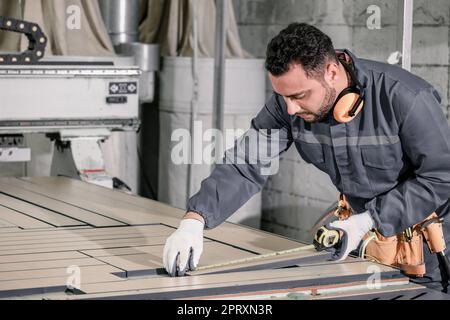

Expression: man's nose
xmin=285 ymin=98 xmax=301 ymax=116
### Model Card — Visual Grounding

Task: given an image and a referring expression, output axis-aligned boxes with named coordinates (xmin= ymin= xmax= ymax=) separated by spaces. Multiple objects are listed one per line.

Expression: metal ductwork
xmin=116 ymin=42 xmax=159 ymax=103
xmin=98 ymin=0 xmax=140 ymax=47
xmin=96 ymin=0 xmax=160 ymax=198
xmin=98 ymin=0 xmax=159 ymax=103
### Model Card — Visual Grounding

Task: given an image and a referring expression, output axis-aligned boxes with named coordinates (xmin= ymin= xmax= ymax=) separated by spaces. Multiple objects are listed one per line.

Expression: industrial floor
xmin=0 ymin=177 xmax=448 ymax=300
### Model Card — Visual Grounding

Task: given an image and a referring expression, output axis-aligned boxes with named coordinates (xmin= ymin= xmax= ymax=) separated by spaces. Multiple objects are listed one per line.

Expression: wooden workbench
xmin=0 ymin=177 xmax=447 ymax=300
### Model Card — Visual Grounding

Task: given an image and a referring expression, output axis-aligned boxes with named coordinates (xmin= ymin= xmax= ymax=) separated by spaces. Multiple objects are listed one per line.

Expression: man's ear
xmin=324 ymin=62 xmax=339 ymax=84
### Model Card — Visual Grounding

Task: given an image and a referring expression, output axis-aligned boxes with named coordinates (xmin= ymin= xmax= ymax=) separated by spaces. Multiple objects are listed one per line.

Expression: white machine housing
xmin=0 ymin=56 xmax=141 ymax=189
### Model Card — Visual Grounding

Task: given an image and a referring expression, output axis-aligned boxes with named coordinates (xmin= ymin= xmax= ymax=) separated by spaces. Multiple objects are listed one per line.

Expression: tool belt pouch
xmin=363 ymin=230 xmax=425 ymax=277
xmin=360 ymin=214 xmax=443 ymax=278
xmin=336 ymin=194 xmax=441 ymax=278
xmin=395 ymin=231 xmax=426 ymax=277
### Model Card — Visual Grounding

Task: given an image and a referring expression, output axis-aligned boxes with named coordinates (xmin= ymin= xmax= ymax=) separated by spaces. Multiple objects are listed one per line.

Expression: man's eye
xmin=294 ymin=94 xmax=305 ymax=100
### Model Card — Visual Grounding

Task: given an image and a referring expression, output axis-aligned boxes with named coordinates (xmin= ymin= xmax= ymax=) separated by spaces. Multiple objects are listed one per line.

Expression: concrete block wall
xmin=233 ymin=0 xmax=450 ymax=243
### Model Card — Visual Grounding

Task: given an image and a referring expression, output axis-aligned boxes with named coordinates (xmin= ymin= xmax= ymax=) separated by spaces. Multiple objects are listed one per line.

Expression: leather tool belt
xmin=336 ymin=194 xmax=446 ymax=278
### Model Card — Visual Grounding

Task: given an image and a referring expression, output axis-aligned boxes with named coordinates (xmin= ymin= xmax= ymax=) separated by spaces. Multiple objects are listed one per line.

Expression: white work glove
xmin=163 ymin=219 xmax=204 ymax=277
xmin=327 ymin=210 xmax=374 ymax=261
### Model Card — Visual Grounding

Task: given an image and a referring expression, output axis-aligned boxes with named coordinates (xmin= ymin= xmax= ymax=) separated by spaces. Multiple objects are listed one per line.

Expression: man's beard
xmin=297 ymin=83 xmax=337 ymax=123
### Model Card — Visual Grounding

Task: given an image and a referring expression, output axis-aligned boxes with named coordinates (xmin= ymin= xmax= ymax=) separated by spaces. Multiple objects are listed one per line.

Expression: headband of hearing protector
xmin=332 ymin=57 xmax=365 ymax=123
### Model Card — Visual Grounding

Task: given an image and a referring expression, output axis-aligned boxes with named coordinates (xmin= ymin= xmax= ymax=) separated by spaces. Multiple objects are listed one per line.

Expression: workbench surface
xmin=0 ymin=177 xmax=447 ymax=300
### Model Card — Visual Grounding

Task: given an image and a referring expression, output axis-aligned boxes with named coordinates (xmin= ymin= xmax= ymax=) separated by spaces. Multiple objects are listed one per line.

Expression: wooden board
xmin=55 ymin=276 xmax=409 ymax=300
xmin=0 ymin=193 xmax=84 ymax=227
xmin=0 ymin=177 xmax=433 ymax=300
xmin=0 ymin=182 xmax=126 ymax=227
xmin=0 ymin=236 xmax=169 ymax=256
xmin=314 ymin=283 xmax=439 ymax=300
xmin=0 ymin=205 xmax=51 ymax=229
xmin=20 ymin=176 xmax=185 ymax=220
xmin=187 ymin=248 xmax=331 ymax=276
xmin=90 ymin=242 xmax=258 ymax=277
xmin=5 ymin=178 xmax=163 ymax=225
xmin=0 ymin=218 xmax=15 ymax=228
xmin=332 ymin=287 xmax=450 ymax=300
xmin=73 ymin=261 xmax=404 ymax=297
xmin=0 ymin=265 xmax=125 ymax=297
xmin=0 ymin=225 xmax=173 ymax=244
xmin=0 ymin=226 xmax=91 ymax=237
xmin=17 ymin=177 xmax=306 ymax=254
xmin=0 ymin=257 xmax=105 ymax=273
xmin=0 ymin=251 xmax=87 ymax=264
xmin=0 ymin=225 xmax=178 ymax=256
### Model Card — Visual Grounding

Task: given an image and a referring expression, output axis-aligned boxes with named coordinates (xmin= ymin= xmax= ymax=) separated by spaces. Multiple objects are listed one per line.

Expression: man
xmin=163 ymin=23 xmax=450 ymax=292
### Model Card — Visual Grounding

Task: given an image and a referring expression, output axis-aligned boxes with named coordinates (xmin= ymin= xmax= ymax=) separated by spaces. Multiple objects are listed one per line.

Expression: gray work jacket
xmin=187 ymin=49 xmax=450 ymax=239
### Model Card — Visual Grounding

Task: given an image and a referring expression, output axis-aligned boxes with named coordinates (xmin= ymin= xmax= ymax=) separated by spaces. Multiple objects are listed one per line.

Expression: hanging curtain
xmin=0 ymin=0 xmax=114 ymax=56
xmin=0 ymin=0 xmax=22 ymax=52
xmin=139 ymin=0 xmax=251 ymax=58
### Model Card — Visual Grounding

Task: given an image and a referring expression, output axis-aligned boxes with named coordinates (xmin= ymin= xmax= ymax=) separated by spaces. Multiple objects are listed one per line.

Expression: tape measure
xmin=193 ymin=244 xmax=316 ymax=273
xmin=193 ymin=227 xmax=342 ymax=273
xmin=313 ymin=226 xmax=342 ymax=251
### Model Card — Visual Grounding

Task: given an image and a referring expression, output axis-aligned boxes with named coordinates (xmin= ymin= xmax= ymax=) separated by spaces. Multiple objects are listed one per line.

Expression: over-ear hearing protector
xmin=332 ymin=58 xmax=365 ymax=123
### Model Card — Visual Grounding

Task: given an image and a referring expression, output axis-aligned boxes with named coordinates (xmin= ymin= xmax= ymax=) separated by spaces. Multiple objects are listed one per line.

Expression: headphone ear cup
xmin=333 ymin=91 xmax=364 ymax=123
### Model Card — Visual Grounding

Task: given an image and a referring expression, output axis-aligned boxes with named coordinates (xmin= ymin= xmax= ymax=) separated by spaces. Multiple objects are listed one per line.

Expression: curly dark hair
xmin=265 ymin=23 xmax=338 ymax=78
